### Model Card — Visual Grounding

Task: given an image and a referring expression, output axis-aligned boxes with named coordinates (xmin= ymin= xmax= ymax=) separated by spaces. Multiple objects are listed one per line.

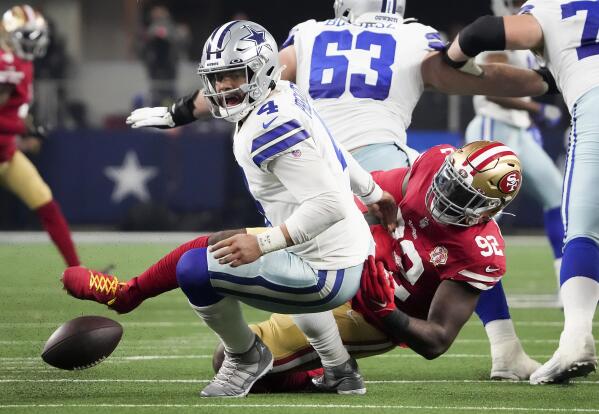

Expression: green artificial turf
xmin=0 ymin=239 xmax=597 ymax=413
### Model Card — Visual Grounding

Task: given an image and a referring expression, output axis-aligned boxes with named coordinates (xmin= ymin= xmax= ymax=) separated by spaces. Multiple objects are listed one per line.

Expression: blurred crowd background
xmin=0 ymin=0 xmax=568 ymax=233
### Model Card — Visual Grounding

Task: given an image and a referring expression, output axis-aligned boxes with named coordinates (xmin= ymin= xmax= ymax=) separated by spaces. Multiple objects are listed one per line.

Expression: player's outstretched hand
xmin=368 ymin=191 xmax=398 ymax=233
xmin=210 ymin=234 xmax=262 ymax=267
xmin=126 ymin=107 xmax=176 ymax=129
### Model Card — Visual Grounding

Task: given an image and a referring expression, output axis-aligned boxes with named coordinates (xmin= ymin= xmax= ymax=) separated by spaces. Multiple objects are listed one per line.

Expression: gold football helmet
xmin=425 ymin=141 xmax=522 ymax=227
xmin=1 ymin=4 xmax=48 ymax=60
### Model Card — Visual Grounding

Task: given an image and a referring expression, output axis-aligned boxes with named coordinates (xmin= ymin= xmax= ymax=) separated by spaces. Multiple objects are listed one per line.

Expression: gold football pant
xmin=0 ymin=150 xmax=52 ymax=209
xmin=250 ymin=302 xmax=395 ymax=373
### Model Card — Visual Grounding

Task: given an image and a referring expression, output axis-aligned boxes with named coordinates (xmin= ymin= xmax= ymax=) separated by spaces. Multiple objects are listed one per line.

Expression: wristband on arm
xmin=359 ymin=180 xmax=384 ymax=205
xmin=256 ymin=226 xmax=288 ymax=254
xmin=170 ymin=90 xmax=200 ymax=126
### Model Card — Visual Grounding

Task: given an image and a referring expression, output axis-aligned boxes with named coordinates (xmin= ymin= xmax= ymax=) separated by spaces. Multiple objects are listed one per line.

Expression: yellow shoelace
xmin=88 ymin=270 xmax=120 ymax=300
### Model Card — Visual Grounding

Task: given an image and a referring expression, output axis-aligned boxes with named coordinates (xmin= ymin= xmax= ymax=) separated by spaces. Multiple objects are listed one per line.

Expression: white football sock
xmin=191 ymin=296 xmax=255 ymax=354
xmin=292 ymin=311 xmax=350 ymax=368
xmin=554 ymin=258 xmax=562 ymax=302
xmin=562 ymin=276 xmax=599 ymax=335
xmin=485 ymin=319 xmax=518 ymax=348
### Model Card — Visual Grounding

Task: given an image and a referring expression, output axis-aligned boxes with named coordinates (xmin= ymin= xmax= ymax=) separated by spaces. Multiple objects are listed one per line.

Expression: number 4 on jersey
xmin=257 ymin=101 xmax=279 ymax=115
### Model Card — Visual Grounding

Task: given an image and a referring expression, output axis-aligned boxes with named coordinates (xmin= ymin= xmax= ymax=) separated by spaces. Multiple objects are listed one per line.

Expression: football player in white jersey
xmin=445 ymin=0 xmax=599 ymax=384
xmin=465 ymin=0 xmax=566 ymax=304
xmin=129 ymin=20 xmax=403 ymax=397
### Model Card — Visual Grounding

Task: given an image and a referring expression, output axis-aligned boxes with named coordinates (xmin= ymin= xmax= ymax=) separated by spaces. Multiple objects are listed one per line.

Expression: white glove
xmin=535 ymin=104 xmax=562 ymax=127
xmin=126 ymin=107 xmax=176 ymax=129
xmin=458 ymin=58 xmax=484 ymax=77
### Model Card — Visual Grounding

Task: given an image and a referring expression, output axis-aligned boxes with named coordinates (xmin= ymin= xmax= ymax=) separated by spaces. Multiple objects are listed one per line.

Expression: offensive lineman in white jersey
xmin=279 ymin=0 xmax=549 ymax=171
xmin=465 ymin=0 xmax=566 ymax=304
xmin=277 ymin=0 xmax=544 ymax=381
xmin=445 ymin=0 xmax=599 ymax=384
xmin=132 ymin=20 xmax=400 ymax=397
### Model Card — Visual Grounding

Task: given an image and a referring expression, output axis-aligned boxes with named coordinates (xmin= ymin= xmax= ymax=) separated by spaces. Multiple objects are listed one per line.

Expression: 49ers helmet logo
xmin=498 ymin=171 xmax=522 ymax=194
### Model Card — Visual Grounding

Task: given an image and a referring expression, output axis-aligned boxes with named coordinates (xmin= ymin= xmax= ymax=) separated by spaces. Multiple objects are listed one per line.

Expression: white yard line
xmin=0 ymin=378 xmax=598 ymax=385
xmin=0 ymin=403 xmax=598 ymax=412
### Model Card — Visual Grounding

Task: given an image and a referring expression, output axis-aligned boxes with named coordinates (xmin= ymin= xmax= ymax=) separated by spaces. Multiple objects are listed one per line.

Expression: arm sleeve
xmin=341 ymin=146 xmax=380 ymax=198
xmin=270 ymin=145 xmax=350 ymax=246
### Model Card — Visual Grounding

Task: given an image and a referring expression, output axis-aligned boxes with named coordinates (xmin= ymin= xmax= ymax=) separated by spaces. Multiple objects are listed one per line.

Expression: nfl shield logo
xmin=430 ymin=246 xmax=448 ymax=267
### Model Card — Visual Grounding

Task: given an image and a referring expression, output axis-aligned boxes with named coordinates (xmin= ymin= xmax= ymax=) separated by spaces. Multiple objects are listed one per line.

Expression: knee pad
xmin=561 ymin=237 xmax=599 ymax=284
xmin=176 ymin=248 xmax=223 ymax=306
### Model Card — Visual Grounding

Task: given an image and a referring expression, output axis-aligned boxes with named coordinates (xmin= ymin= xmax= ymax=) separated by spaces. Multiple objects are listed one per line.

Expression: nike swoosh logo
xmin=370 ymin=299 xmax=387 ymax=308
xmin=485 ymin=266 xmax=500 ymax=273
xmin=262 ymin=117 xmax=278 ymax=129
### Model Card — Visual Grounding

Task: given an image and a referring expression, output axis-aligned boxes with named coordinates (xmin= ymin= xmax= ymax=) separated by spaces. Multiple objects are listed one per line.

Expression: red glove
xmin=352 ymin=255 xmax=397 ymax=330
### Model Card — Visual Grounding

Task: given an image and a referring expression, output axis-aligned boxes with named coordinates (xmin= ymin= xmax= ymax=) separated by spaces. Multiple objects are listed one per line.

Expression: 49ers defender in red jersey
xmin=0 ymin=5 xmax=79 ymax=266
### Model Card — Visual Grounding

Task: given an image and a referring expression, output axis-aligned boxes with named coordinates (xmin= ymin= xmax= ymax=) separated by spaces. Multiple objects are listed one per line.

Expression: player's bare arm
xmin=421 ymin=51 xmax=548 ymax=97
xmin=387 ymin=280 xmax=479 ymax=359
xmin=353 ymin=257 xmax=479 ymax=360
xmin=279 ymin=45 xmax=297 ymax=82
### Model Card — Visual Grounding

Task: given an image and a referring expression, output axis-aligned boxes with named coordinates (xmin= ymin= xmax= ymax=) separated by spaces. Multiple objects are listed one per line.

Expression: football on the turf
xmin=41 ymin=316 xmax=123 ymax=370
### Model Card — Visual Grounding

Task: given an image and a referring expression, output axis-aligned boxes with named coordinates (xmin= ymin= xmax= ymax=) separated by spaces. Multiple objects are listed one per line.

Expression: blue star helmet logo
xmin=240 ymin=25 xmax=273 ymax=55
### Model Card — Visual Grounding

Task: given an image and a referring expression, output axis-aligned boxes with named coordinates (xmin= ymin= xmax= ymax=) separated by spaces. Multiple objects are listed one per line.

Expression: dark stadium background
xmin=0 ymin=0 xmax=567 ymax=233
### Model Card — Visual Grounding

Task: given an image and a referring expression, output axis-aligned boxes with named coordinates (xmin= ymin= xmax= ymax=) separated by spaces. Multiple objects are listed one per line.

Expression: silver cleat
xmin=200 ymin=335 xmax=273 ymax=397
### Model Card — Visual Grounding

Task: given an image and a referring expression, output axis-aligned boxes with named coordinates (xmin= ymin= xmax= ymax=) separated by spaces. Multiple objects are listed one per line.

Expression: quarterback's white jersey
xmin=473 ymin=50 xmax=537 ymax=128
xmin=234 ymin=80 xmax=372 ymax=270
xmin=521 ymin=0 xmax=599 ymax=111
xmin=284 ymin=13 xmax=444 ymax=151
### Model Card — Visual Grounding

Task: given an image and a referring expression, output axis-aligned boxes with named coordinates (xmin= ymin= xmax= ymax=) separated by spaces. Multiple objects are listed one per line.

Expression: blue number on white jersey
xmin=309 ymin=30 xmax=397 ymax=101
xmin=562 ymin=1 xmax=599 ymax=60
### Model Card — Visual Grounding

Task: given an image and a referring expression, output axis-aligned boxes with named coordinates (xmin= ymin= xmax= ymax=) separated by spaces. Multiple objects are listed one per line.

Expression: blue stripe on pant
xmin=559 ymin=87 xmax=599 ymax=284
xmin=177 ymin=247 xmax=363 ymax=314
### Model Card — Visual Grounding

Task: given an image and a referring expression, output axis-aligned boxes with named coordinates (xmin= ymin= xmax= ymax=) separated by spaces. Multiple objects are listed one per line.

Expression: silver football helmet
xmin=197 ymin=21 xmax=280 ymax=123
xmin=491 ymin=0 xmax=525 ymax=16
xmin=334 ymin=0 xmax=406 ymax=22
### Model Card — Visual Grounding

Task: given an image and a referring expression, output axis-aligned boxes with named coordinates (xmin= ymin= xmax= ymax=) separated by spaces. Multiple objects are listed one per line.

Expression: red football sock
xmin=36 ymin=200 xmax=80 ymax=266
xmin=126 ymin=235 xmax=211 ymax=300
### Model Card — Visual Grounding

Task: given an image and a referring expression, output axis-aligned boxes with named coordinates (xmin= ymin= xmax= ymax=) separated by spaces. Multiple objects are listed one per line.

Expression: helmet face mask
xmin=197 ymin=21 xmax=279 ymax=123
xmin=334 ymin=0 xmax=406 ymax=23
xmin=491 ymin=0 xmax=526 ymax=16
xmin=425 ymin=141 xmax=522 ymax=227
xmin=1 ymin=5 xmax=48 ymax=60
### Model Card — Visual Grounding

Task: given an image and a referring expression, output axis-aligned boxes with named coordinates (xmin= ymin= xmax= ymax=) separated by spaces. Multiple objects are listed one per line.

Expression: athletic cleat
xmin=530 ymin=332 xmax=597 ymax=384
xmin=490 ymin=339 xmax=541 ymax=381
xmin=312 ymin=357 xmax=366 ymax=395
xmin=200 ymin=335 xmax=273 ymax=397
xmin=61 ymin=266 xmax=141 ymax=314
